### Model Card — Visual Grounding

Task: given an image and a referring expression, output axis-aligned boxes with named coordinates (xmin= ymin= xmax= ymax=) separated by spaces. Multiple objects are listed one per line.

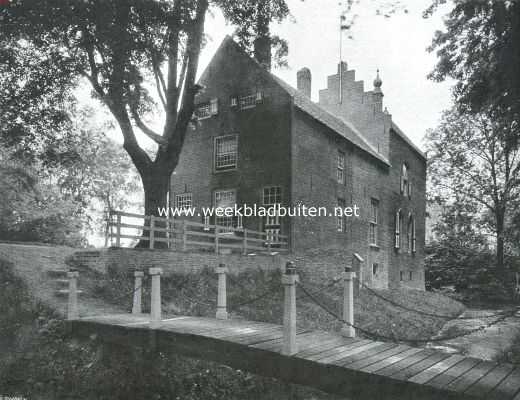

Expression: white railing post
xmin=282 ymin=261 xmax=299 ymax=355
xmin=341 ymin=266 xmax=356 ymax=338
xmin=215 ymin=263 xmax=228 ymax=320
xmin=132 ymin=271 xmax=144 ymax=315
xmin=67 ymin=270 xmax=79 ymax=320
xmin=149 ymin=267 xmax=163 ymax=328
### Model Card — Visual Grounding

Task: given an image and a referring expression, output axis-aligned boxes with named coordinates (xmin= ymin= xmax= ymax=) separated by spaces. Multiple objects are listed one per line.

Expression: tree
xmin=426 ymin=108 xmax=520 ymax=271
xmin=426 ymin=1 xmax=520 ymax=142
xmin=1 ymin=0 xmax=291 ymax=247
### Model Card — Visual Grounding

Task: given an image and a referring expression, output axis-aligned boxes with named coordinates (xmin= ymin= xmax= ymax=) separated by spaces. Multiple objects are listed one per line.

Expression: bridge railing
xmin=106 ymin=210 xmax=289 ymax=253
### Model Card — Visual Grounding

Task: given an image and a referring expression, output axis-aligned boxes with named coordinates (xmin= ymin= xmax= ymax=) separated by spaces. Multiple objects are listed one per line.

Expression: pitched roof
xmin=203 ymin=37 xmax=424 ymax=166
xmin=270 ymin=74 xmax=390 ymax=166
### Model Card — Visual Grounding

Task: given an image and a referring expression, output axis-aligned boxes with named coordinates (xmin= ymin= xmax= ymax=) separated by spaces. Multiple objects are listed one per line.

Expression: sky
xmin=198 ymin=0 xmax=454 ymax=151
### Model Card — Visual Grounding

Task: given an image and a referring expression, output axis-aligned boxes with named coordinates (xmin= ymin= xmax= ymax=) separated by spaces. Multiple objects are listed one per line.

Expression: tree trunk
xmin=136 ymin=166 xmax=171 ymax=248
xmin=496 ymin=210 xmax=505 ymax=271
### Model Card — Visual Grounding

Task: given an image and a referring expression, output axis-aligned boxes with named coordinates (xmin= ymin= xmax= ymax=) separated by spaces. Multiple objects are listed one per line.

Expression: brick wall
xmin=170 ymin=38 xmax=292 ymax=236
xmin=290 ymin=109 xmax=391 ymax=289
xmin=67 ymin=248 xmax=285 ymax=276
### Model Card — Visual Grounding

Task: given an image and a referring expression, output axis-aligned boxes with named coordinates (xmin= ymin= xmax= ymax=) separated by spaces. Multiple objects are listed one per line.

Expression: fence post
xmin=132 ymin=271 xmax=144 ymax=315
xmin=215 ymin=226 xmax=220 ymax=254
xmin=282 ymin=261 xmax=299 ymax=355
xmin=215 ymin=263 xmax=228 ymax=319
xmin=182 ymin=220 xmax=187 ymax=251
xmin=242 ymin=229 xmax=248 ymax=255
xmin=149 ymin=215 xmax=155 ymax=249
xmin=67 ymin=270 xmax=79 ymax=320
xmin=341 ymin=266 xmax=356 ymax=338
xmin=149 ymin=267 xmax=163 ymax=328
xmin=267 ymin=232 xmax=272 ymax=253
xmin=115 ymin=212 xmax=121 ymax=247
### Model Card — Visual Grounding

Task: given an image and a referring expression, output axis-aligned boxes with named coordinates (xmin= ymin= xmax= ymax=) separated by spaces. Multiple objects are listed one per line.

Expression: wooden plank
xmin=486 ymin=369 xmax=520 ymax=400
xmin=372 ymin=349 xmax=436 ymax=377
xmin=334 ymin=342 xmax=397 ymax=367
xmin=346 ymin=345 xmax=412 ymax=371
xmin=408 ymin=354 xmax=466 ymax=384
xmin=303 ymin=338 xmax=370 ymax=362
xmin=444 ymin=360 xmax=497 ymax=393
xmin=465 ymin=363 xmax=515 ymax=398
xmin=252 ymin=331 xmax=334 ymax=351
xmin=360 ymin=347 xmax=424 ymax=373
xmin=390 ymin=352 xmax=452 ymax=381
xmin=293 ymin=337 xmax=356 ymax=359
xmin=315 ymin=341 xmax=384 ymax=364
xmin=427 ymin=357 xmax=482 ymax=389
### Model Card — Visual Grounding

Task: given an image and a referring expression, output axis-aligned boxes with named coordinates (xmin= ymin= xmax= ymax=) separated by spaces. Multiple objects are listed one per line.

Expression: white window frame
xmin=337 ymin=150 xmax=345 ymax=184
xmin=395 ymin=209 xmax=401 ymax=249
xmin=401 ymin=163 xmax=411 ymax=197
xmin=238 ymin=92 xmax=262 ymax=110
xmin=369 ymin=198 xmax=379 ymax=245
xmin=175 ymin=193 xmax=192 ymax=210
xmin=263 ymin=186 xmax=282 ymax=227
xmin=214 ymin=189 xmax=237 ymax=230
xmin=214 ymin=135 xmax=238 ymax=171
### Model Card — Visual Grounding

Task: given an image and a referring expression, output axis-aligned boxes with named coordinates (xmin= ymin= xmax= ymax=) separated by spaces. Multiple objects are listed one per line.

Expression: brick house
xmin=170 ymin=37 xmax=426 ymax=290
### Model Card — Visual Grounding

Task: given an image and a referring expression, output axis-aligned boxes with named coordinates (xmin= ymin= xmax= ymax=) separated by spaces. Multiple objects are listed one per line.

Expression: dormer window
xmin=196 ymin=98 xmax=218 ymax=119
xmin=238 ymin=92 xmax=263 ymax=110
xmin=400 ymin=163 xmax=411 ymax=198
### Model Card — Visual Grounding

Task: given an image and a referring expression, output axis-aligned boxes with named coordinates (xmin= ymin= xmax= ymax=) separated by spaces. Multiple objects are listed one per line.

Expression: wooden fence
xmin=106 ymin=210 xmax=289 ymax=253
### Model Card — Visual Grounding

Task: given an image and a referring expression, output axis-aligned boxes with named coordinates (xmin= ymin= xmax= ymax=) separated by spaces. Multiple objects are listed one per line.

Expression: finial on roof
xmin=373 ymin=69 xmax=383 ymax=93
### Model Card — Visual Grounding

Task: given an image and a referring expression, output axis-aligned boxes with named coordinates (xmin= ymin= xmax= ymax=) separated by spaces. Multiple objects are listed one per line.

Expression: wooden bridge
xmin=66 ymin=265 xmax=520 ymax=400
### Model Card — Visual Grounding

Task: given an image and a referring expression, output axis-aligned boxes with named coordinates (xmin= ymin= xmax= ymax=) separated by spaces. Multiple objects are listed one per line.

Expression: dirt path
xmin=428 ymin=307 xmax=520 ymax=360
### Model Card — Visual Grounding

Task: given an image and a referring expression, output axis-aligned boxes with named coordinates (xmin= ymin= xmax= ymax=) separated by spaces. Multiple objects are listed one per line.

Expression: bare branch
xmin=129 ymin=106 xmax=167 ymax=145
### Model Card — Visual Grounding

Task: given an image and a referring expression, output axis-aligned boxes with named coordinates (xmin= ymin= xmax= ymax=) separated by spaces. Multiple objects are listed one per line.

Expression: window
xmin=337 ymin=150 xmax=345 ymax=184
xmin=372 ymin=263 xmax=379 ymax=277
xmin=400 ymin=163 xmax=411 ymax=197
xmin=400 ymin=271 xmax=404 ymax=281
xmin=175 ymin=193 xmax=192 ymax=210
xmin=239 ymin=92 xmax=262 ymax=110
xmin=411 ymin=216 xmax=416 ymax=253
xmin=395 ymin=209 xmax=401 ymax=249
xmin=407 ymin=214 xmax=414 ymax=253
xmin=409 ymin=271 xmax=413 ymax=281
xmin=214 ymin=189 xmax=236 ymax=229
xmin=263 ymin=186 xmax=282 ymax=227
xmin=196 ymin=98 xmax=218 ymax=119
xmin=337 ymin=198 xmax=345 ymax=232
xmin=214 ymin=135 xmax=238 ymax=171
xmin=369 ymin=198 xmax=379 ymax=245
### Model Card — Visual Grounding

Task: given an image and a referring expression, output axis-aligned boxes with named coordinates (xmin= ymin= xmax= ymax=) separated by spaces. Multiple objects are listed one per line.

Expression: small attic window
xmin=238 ymin=91 xmax=263 ymax=110
xmin=196 ymin=98 xmax=218 ymax=119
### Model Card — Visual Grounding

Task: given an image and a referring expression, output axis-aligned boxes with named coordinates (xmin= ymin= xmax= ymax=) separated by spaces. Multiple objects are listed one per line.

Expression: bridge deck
xmin=71 ymin=314 xmax=520 ymax=400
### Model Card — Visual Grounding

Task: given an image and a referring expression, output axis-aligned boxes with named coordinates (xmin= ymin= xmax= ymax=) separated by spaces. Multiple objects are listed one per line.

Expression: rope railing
xmin=297 ymin=280 xmax=517 ymax=344
xmin=65 ymin=259 xmax=519 ymax=354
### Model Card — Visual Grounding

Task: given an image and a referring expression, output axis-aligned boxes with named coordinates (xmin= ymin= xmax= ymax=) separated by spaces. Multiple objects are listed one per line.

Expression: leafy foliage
xmin=426 ymin=1 xmax=520 ymax=142
xmin=426 ymin=108 xmax=520 ymax=270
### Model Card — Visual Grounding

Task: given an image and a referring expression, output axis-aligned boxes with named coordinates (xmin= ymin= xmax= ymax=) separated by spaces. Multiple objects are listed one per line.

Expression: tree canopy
xmin=426 ymin=1 xmax=520 ymax=141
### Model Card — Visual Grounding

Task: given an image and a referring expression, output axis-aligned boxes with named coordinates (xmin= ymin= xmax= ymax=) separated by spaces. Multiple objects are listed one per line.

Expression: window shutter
xmin=210 ymin=98 xmax=218 ymax=115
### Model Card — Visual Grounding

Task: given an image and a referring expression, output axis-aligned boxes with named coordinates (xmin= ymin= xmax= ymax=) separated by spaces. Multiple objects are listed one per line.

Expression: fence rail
xmin=106 ymin=210 xmax=289 ymax=253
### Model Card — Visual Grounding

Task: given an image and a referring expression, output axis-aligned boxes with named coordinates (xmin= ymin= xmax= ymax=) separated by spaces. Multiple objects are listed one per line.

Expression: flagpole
xmin=339 ymin=14 xmax=343 ymax=104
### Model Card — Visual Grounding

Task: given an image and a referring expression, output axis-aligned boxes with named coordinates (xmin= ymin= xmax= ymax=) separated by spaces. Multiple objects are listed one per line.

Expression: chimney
xmin=254 ymin=36 xmax=271 ymax=71
xmin=297 ymin=67 xmax=312 ymax=98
